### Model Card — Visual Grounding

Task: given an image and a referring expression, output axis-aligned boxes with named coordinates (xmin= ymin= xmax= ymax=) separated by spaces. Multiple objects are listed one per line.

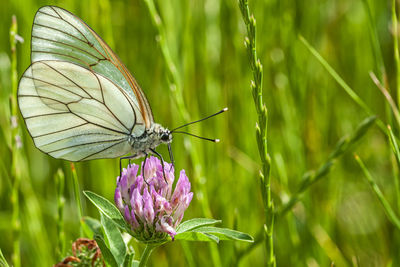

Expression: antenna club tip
xmin=215 ymin=139 xmax=220 ymax=143
xmin=223 ymin=107 xmax=228 ymax=112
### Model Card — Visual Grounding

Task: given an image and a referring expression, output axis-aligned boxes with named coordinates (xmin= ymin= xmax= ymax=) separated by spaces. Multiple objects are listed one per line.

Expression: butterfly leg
xmin=142 ymin=153 xmax=150 ymax=186
xmin=119 ymin=154 xmax=137 ymax=181
xmin=167 ymin=143 xmax=174 ymax=172
xmin=150 ymin=148 xmax=167 ymax=184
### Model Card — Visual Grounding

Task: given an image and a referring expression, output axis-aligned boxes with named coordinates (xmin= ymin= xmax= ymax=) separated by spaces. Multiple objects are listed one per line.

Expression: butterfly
xmin=18 ymin=6 xmax=226 ymax=172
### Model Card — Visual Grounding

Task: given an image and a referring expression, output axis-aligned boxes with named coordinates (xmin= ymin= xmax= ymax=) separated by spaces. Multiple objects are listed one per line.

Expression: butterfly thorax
xmin=128 ymin=123 xmax=172 ymax=156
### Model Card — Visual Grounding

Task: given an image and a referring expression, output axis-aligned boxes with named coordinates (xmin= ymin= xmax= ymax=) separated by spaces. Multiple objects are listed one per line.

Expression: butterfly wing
xmin=18 ymin=60 xmax=145 ymax=161
xmin=31 ymin=5 xmax=154 ymax=128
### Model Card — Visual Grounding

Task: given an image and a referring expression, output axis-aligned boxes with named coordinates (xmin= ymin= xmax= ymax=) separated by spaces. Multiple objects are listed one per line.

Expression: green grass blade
xmin=392 ymin=0 xmax=400 ymax=106
xmin=362 ymin=0 xmax=386 ymax=80
xmin=354 ymin=155 xmax=400 ymax=231
xmin=299 ymin=35 xmax=386 ymax=133
xmin=387 ymin=125 xmax=400 ymax=211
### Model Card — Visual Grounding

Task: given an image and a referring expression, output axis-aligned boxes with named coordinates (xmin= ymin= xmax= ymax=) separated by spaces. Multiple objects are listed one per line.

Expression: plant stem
xmin=71 ymin=163 xmax=83 ymax=236
xmin=55 ymin=169 xmax=66 ymax=259
xmin=138 ymin=244 xmax=156 ymax=267
xmin=10 ymin=15 xmax=21 ymax=267
xmin=238 ymin=0 xmax=275 ymax=266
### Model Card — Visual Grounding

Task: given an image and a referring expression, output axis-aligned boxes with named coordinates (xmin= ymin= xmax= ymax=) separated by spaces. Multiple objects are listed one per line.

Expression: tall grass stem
xmin=9 ymin=15 xmax=21 ymax=267
xmin=238 ymin=0 xmax=275 ymax=265
xmin=71 ymin=163 xmax=83 ymax=236
xmin=55 ymin=169 xmax=66 ymax=259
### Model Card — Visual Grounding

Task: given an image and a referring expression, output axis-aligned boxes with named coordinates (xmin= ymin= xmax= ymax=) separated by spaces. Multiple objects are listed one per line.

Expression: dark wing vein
xmin=50 ymin=7 xmax=90 ymax=43
xmin=23 ymin=75 xmax=85 ymax=99
xmin=18 ymin=94 xmax=79 ymax=105
xmin=32 ymin=50 xmax=92 ymax=68
xmin=79 ymin=139 xmax=127 ymax=161
xmin=33 ymin=22 xmax=87 ymax=44
xmin=42 ymin=131 xmax=123 ymax=147
xmin=41 ymin=61 xmax=92 ymax=98
xmin=32 ymin=35 xmax=104 ymax=61
xmin=19 ymin=92 xmax=129 ymax=136
xmin=31 ymin=122 xmax=89 ymax=138
xmin=93 ymin=70 xmax=130 ymax=132
xmin=25 ymin=112 xmax=70 ymax=119
xmin=46 ymin=137 xmax=126 ymax=154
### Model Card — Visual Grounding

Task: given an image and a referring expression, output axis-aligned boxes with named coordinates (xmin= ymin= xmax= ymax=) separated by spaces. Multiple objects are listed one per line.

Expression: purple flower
xmin=114 ymin=156 xmax=193 ymax=241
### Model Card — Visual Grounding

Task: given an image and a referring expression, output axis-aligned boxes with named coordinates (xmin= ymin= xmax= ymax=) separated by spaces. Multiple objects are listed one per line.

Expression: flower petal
xmin=156 ymin=215 xmax=176 ymax=240
xmin=143 ymin=187 xmax=155 ymax=225
xmin=131 ymin=188 xmax=143 ymax=220
xmin=114 ymin=187 xmax=124 ymax=212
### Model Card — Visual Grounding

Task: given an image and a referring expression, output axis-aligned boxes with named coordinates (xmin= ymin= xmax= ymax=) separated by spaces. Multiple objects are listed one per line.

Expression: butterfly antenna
xmin=171 ymin=107 xmax=228 ymax=132
xmin=172 ymin=131 xmax=220 ymax=143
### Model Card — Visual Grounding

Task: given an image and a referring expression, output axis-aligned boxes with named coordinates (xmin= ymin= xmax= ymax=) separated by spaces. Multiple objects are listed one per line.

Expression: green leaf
xmin=94 ymin=235 xmax=118 ymax=267
xmin=82 ymin=216 xmax=102 ymax=238
xmin=84 ymin=191 xmax=129 ymax=231
xmin=176 ymin=218 xmax=221 ymax=233
xmin=194 ymin=227 xmax=254 ymax=242
xmin=175 ymin=231 xmax=220 ymax=243
xmin=101 ymin=213 xmax=127 ymax=266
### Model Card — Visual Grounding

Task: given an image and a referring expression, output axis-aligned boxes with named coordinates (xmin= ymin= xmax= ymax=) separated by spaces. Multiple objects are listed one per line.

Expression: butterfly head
xmin=152 ymin=123 xmax=172 ymax=145
xmin=160 ymin=130 xmax=172 ymax=143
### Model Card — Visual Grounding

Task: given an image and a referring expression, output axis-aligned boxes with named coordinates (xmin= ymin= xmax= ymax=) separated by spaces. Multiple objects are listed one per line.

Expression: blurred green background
xmin=0 ymin=0 xmax=399 ymax=266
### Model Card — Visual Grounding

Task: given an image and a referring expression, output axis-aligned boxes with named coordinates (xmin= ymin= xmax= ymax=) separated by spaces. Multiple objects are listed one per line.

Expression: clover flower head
xmin=114 ymin=156 xmax=193 ymax=242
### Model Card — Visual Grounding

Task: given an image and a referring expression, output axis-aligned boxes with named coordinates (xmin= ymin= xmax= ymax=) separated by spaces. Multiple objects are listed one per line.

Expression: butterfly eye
xmin=161 ymin=133 xmax=170 ymax=142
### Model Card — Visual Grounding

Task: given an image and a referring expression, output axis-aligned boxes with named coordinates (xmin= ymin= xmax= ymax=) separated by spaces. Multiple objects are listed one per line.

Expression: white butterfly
xmin=18 ymin=6 xmax=172 ymax=163
xmin=18 ymin=6 xmax=225 ymax=166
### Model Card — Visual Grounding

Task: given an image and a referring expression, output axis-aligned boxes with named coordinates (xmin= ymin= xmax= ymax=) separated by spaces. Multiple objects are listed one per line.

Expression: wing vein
xmin=79 ymin=139 xmax=127 ymax=161
xmin=32 ymin=35 xmax=104 ymax=61
xmin=32 ymin=123 xmax=89 ymax=138
xmin=25 ymin=112 xmax=71 ymax=119
xmin=42 ymin=132 xmax=123 ymax=147
xmin=23 ymin=75 xmax=85 ymax=99
xmin=41 ymin=61 xmax=91 ymax=97
xmin=50 ymin=6 xmax=90 ymax=43
xmin=46 ymin=137 xmax=126 ymax=154
xmin=32 ymin=50 xmax=91 ymax=68
xmin=33 ymin=22 xmax=87 ymax=44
